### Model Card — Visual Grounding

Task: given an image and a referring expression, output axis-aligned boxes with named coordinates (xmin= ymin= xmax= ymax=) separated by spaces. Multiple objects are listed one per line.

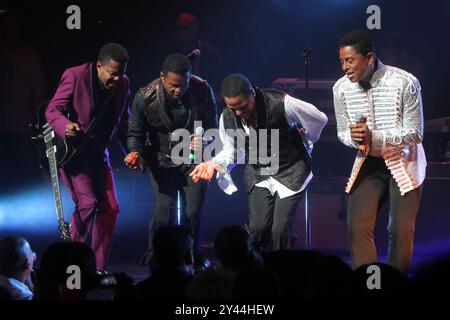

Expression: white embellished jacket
xmin=333 ymin=60 xmax=427 ymax=195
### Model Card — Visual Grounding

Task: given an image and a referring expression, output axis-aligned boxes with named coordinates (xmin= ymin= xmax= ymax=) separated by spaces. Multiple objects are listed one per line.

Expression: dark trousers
xmin=347 ymin=156 xmax=421 ymax=274
xmin=141 ymin=165 xmax=208 ymax=266
xmin=247 ymin=186 xmax=304 ymax=251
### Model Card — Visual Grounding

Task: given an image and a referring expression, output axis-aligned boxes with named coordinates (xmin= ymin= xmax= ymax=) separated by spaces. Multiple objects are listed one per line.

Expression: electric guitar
xmin=345 ymin=144 xmax=370 ymax=193
xmin=30 ymin=101 xmax=71 ymax=240
xmin=42 ymin=123 xmax=71 ymax=241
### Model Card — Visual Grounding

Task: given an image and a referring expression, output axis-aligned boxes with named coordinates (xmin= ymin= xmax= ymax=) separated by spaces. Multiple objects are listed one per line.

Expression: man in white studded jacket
xmin=333 ymin=29 xmax=426 ymax=274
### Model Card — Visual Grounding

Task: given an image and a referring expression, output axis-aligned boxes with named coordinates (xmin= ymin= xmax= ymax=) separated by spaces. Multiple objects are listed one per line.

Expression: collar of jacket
xmin=363 ymin=59 xmax=386 ymax=90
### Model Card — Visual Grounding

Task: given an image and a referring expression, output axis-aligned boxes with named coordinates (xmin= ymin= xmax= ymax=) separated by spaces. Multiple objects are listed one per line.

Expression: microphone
xmin=189 ymin=127 xmax=204 ymax=162
xmin=354 ymin=113 xmax=367 ymax=154
xmin=355 ymin=113 xmax=365 ymax=124
xmin=187 ymin=49 xmax=201 ymax=59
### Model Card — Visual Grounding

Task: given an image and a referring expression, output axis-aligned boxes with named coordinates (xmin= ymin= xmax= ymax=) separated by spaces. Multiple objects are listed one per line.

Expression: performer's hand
xmin=189 ymin=160 xmax=225 ymax=183
xmin=124 ymin=151 xmax=144 ymax=170
xmin=189 ymin=134 xmax=207 ymax=154
xmin=65 ymin=122 xmax=81 ymax=139
xmin=349 ymin=119 xmax=372 ymax=145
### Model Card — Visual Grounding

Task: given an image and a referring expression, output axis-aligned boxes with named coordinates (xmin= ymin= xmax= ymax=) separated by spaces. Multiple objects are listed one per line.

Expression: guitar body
xmin=52 ymin=133 xmax=72 ymax=166
xmin=345 ymin=146 xmax=370 ymax=193
xmin=31 ymin=101 xmax=77 ymax=169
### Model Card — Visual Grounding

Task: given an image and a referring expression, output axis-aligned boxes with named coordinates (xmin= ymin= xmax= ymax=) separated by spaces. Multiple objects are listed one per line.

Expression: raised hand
xmin=349 ymin=116 xmax=372 ymax=145
xmin=189 ymin=160 xmax=225 ymax=183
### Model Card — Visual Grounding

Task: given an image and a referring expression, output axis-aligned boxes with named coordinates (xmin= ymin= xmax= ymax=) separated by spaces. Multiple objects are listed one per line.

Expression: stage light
xmin=0 ymin=184 xmax=73 ymax=233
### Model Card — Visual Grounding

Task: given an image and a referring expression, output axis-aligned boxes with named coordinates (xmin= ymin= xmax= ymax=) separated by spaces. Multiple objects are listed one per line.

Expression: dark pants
xmin=141 ymin=165 xmax=208 ymax=266
xmin=59 ymin=157 xmax=119 ymax=271
xmin=247 ymin=186 xmax=304 ymax=251
xmin=347 ymin=156 xmax=421 ymax=274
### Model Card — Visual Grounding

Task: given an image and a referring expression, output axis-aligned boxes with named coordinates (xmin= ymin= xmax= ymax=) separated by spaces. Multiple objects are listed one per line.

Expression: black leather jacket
xmin=127 ymin=75 xmax=217 ymax=169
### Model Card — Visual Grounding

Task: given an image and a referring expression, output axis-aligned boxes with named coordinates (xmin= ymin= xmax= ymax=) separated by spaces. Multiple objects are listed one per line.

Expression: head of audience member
xmin=34 ymin=241 xmax=96 ymax=300
xmin=214 ymin=225 xmax=263 ymax=273
xmin=261 ymin=249 xmax=327 ymax=299
xmin=307 ymin=255 xmax=353 ymax=299
xmin=135 ymin=226 xmax=194 ymax=300
xmin=351 ymin=263 xmax=408 ymax=300
xmin=408 ymin=254 xmax=450 ymax=299
xmin=0 ymin=235 xmax=36 ymax=284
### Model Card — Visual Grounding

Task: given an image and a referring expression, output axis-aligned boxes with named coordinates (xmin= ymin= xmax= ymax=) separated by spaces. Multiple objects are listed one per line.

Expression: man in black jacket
xmin=125 ymin=54 xmax=217 ymax=267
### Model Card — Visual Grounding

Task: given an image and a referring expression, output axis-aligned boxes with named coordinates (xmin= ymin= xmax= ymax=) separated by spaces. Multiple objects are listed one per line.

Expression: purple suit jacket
xmin=45 ymin=63 xmax=130 ymax=155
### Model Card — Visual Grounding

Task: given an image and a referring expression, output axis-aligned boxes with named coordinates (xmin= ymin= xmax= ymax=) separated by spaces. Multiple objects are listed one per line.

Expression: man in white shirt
xmin=190 ymin=74 xmax=327 ymax=251
xmin=0 ymin=236 xmax=36 ymax=300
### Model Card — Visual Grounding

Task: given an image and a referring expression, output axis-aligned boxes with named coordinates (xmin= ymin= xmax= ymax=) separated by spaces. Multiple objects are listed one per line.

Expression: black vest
xmin=222 ymin=88 xmax=311 ymax=193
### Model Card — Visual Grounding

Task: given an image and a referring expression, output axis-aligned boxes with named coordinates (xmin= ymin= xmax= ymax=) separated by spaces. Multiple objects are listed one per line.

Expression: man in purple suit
xmin=45 ymin=43 xmax=131 ymax=273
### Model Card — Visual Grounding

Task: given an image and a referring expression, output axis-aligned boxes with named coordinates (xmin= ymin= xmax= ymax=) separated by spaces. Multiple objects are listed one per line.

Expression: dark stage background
xmin=1 ymin=0 xmax=449 ymax=271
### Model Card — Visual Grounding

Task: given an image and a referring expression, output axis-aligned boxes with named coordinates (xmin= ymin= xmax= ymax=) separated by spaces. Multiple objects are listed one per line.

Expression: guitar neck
xmin=47 ymin=148 xmax=65 ymax=222
xmin=345 ymin=148 xmax=370 ymax=193
xmin=43 ymin=124 xmax=71 ymax=241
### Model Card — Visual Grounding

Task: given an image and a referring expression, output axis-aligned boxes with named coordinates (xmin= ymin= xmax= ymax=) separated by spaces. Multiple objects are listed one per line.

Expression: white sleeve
xmin=284 ymin=94 xmax=328 ymax=145
xmin=333 ymin=85 xmax=358 ymax=149
xmin=211 ymin=114 xmax=245 ymax=195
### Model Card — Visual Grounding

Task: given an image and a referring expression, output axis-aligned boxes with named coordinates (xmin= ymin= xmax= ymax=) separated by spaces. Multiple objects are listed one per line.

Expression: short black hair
xmin=37 ymin=241 xmax=96 ymax=296
xmin=161 ymin=53 xmax=192 ymax=75
xmin=214 ymin=225 xmax=262 ymax=272
xmin=221 ymin=73 xmax=253 ymax=98
xmin=339 ymin=29 xmax=375 ymax=56
xmin=97 ymin=42 xmax=129 ymax=64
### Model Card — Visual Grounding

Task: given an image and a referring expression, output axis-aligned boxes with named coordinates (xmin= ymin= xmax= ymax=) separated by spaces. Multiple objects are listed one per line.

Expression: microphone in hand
xmin=354 ymin=113 xmax=368 ymax=154
xmin=190 ymin=127 xmax=204 ymax=162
